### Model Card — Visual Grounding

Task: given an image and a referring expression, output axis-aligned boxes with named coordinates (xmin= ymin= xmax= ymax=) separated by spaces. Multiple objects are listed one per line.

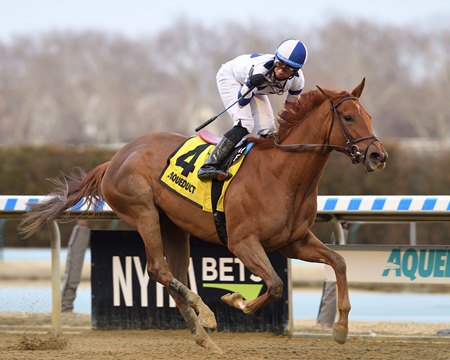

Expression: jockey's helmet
xmin=274 ymin=39 xmax=308 ymax=70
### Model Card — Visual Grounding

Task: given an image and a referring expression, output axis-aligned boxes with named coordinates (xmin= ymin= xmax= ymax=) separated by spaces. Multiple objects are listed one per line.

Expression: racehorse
xmin=20 ymin=78 xmax=387 ymax=353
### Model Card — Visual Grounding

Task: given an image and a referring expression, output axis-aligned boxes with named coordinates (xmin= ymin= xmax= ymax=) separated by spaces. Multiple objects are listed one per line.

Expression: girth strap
xmin=211 ymin=179 xmax=228 ymax=244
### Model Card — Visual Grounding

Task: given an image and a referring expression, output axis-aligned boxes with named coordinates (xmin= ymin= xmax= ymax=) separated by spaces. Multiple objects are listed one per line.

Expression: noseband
xmin=274 ymin=96 xmax=380 ymax=164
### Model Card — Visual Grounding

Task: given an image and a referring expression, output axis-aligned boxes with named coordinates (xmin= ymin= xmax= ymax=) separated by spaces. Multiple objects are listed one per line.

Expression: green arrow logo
xmin=203 ymin=283 xmax=263 ymax=300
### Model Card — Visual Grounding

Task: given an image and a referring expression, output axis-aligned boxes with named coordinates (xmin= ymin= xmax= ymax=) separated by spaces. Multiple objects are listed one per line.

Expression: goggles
xmin=275 ymin=60 xmax=300 ymax=74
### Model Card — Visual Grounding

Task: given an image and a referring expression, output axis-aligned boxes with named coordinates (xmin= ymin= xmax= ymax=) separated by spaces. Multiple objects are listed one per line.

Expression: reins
xmin=274 ymin=95 xmax=380 ymax=164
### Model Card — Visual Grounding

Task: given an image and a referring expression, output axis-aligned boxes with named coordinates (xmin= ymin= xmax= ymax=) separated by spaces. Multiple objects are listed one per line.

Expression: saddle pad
xmin=159 ymin=135 xmax=252 ymax=212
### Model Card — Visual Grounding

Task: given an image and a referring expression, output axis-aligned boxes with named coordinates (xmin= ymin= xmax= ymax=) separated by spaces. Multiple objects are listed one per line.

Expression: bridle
xmin=274 ymin=95 xmax=380 ymax=164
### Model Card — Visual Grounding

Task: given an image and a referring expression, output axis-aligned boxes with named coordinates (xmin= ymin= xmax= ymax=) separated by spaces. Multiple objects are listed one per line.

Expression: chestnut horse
xmin=20 ymin=78 xmax=387 ymax=353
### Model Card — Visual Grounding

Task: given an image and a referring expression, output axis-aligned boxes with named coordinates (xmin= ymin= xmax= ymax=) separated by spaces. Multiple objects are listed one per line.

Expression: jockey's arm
xmin=238 ymin=62 xmax=268 ymax=106
xmin=238 ymin=83 xmax=256 ymax=107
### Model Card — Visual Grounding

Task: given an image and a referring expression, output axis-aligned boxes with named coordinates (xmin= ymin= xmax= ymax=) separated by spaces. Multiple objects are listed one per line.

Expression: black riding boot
xmin=197 ymin=125 xmax=249 ymax=181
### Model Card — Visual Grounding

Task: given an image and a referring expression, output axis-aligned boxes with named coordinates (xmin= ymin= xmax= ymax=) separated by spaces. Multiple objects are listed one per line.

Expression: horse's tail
xmin=19 ymin=162 xmax=110 ymax=238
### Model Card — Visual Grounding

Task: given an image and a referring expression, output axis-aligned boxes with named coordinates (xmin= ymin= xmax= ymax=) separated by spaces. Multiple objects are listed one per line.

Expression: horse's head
xmin=316 ymin=78 xmax=388 ymax=172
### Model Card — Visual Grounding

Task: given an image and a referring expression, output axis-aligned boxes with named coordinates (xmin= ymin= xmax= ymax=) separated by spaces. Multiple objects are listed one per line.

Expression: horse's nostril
xmin=371 ymin=152 xmax=380 ymax=161
xmin=370 ymin=151 xmax=385 ymax=163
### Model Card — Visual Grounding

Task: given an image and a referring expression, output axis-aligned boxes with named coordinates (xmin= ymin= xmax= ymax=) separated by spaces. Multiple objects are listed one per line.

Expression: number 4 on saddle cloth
xmin=159 ymin=130 xmax=254 ymax=243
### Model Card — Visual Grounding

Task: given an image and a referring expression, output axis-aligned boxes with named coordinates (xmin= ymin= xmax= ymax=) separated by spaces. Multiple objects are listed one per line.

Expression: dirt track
xmin=1 ymin=314 xmax=450 ymax=360
xmin=2 ymin=329 xmax=450 ymax=360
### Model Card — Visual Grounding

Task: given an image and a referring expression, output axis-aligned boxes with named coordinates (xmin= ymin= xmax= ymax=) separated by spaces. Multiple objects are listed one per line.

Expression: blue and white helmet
xmin=274 ymin=39 xmax=308 ymax=69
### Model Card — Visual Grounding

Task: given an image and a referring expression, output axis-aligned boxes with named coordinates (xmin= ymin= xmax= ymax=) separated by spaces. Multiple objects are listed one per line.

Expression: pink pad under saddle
xmin=197 ymin=129 xmax=220 ymax=144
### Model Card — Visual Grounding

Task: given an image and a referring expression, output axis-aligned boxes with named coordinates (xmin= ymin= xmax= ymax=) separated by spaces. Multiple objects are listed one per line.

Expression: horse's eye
xmin=344 ymin=115 xmax=353 ymax=122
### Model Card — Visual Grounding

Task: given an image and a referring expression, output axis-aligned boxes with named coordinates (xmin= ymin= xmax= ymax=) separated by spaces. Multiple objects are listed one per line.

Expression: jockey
xmin=198 ymin=39 xmax=308 ymax=181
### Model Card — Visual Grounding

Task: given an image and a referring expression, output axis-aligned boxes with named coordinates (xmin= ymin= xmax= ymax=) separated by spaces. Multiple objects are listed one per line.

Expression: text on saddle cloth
xmin=159 ymin=135 xmax=254 ymax=212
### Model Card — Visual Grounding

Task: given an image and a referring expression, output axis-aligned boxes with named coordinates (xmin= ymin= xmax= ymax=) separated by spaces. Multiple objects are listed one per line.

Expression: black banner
xmin=91 ymin=230 xmax=289 ymax=333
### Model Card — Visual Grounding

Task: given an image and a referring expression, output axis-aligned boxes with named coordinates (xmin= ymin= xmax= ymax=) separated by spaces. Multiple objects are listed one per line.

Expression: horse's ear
xmin=351 ymin=78 xmax=366 ymax=98
xmin=316 ymin=85 xmax=334 ymax=99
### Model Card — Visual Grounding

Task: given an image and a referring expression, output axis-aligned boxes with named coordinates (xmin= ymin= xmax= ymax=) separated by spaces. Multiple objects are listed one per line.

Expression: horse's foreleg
xmin=280 ymin=231 xmax=350 ymax=344
xmin=223 ymin=236 xmax=283 ymax=314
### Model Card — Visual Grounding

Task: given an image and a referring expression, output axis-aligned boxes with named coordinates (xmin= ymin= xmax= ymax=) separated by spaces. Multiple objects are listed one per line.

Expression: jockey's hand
xmin=248 ymin=74 xmax=269 ymax=89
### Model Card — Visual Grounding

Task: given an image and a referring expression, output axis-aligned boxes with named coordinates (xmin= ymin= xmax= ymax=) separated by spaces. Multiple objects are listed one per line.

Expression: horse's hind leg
xmin=280 ymin=230 xmax=350 ymax=344
xmin=134 ymin=206 xmax=216 ymax=326
xmin=103 ymin=170 xmax=216 ymax=349
xmin=161 ymin=216 xmax=222 ymax=353
xmin=111 ymin=200 xmax=217 ymax=343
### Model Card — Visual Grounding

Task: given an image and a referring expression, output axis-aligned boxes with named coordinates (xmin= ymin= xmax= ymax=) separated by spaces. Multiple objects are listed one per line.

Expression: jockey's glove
xmin=248 ymin=74 xmax=269 ymax=89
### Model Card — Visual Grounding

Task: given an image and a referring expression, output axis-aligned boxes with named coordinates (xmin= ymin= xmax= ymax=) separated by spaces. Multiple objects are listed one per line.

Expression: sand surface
xmin=1 ymin=313 xmax=450 ymax=360
xmin=1 ymin=260 xmax=450 ymax=359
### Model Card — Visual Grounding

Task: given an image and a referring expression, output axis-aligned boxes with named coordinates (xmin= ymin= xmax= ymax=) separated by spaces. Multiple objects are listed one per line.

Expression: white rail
xmin=2 ymin=195 xmax=449 ymax=219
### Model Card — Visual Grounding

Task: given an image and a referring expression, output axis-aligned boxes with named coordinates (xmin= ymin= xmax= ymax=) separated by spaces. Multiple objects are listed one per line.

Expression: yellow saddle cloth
xmin=159 ymin=135 xmax=251 ymax=212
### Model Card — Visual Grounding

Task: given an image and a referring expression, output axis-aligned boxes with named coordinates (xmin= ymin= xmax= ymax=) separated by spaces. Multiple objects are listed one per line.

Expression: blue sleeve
xmin=238 ymin=89 xmax=252 ymax=106
xmin=237 ymin=82 xmax=254 ymax=106
xmin=288 ymin=89 xmax=303 ymax=96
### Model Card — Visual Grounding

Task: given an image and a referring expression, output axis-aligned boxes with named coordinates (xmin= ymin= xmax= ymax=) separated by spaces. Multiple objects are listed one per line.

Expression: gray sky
xmin=0 ymin=0 xmax=448 ymax=39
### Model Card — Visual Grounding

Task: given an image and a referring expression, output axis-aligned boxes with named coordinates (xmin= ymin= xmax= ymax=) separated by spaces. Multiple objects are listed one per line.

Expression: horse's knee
xmin=269 ymin=278 xmax=284 ymax=300
xmin=330 ymin=252 xmax=347 ymax=273
xmin=146 ymin=262 xmax=171 ymax=284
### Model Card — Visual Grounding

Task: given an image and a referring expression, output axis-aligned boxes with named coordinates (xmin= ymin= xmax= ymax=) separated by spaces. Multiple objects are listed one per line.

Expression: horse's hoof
xmin=332 ymin=324 xmax=348 ymax=344
xmin=199 ymin=317 xmax=217 ymax=329
xmin=221 ymin=292 xmax=236 ymax=303
xmin=198 ymin=312 xmax=217 ymax=329
xmin=221 ymin=292 xmax=245 ymax=310
xmin=197 ymin=304 xmax=217 ymax=329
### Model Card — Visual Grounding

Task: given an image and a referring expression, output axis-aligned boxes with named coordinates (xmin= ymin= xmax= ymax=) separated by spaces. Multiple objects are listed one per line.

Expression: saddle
xmin=159 ymin=130 xmax=254 ymax=244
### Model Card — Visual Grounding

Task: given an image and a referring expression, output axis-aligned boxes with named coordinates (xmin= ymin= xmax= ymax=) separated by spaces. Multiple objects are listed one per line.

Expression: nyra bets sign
xmin=91 ymin=231 xmax=289 ymax=332
xmin=324 ymin=245 xmax=450 ymax=284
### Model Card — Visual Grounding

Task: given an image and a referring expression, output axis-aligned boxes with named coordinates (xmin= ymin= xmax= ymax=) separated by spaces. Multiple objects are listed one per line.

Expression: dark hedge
xmin=1 ymin=142 xmax=449 ymax=246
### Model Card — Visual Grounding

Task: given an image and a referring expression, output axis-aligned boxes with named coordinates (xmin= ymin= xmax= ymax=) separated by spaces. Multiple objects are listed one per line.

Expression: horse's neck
xmin=272 ymin=149 xmax=330 ymax=192
xmin=268 ymin=104 xmax=332 ymax=196
xmin=286 ymin=101 xmax=330 ymax=147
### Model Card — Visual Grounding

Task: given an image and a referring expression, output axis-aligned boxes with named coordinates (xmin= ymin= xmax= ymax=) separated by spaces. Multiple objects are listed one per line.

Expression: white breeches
xmin=216 ymin=65 xmax=275 ymax=135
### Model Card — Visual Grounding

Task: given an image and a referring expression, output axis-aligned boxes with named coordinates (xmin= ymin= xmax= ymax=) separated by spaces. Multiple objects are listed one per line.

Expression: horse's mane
xmin=277 ymin=89 xmax=326 ymax=142
xmin=250 ymin=88 xmax=348 ymax=149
